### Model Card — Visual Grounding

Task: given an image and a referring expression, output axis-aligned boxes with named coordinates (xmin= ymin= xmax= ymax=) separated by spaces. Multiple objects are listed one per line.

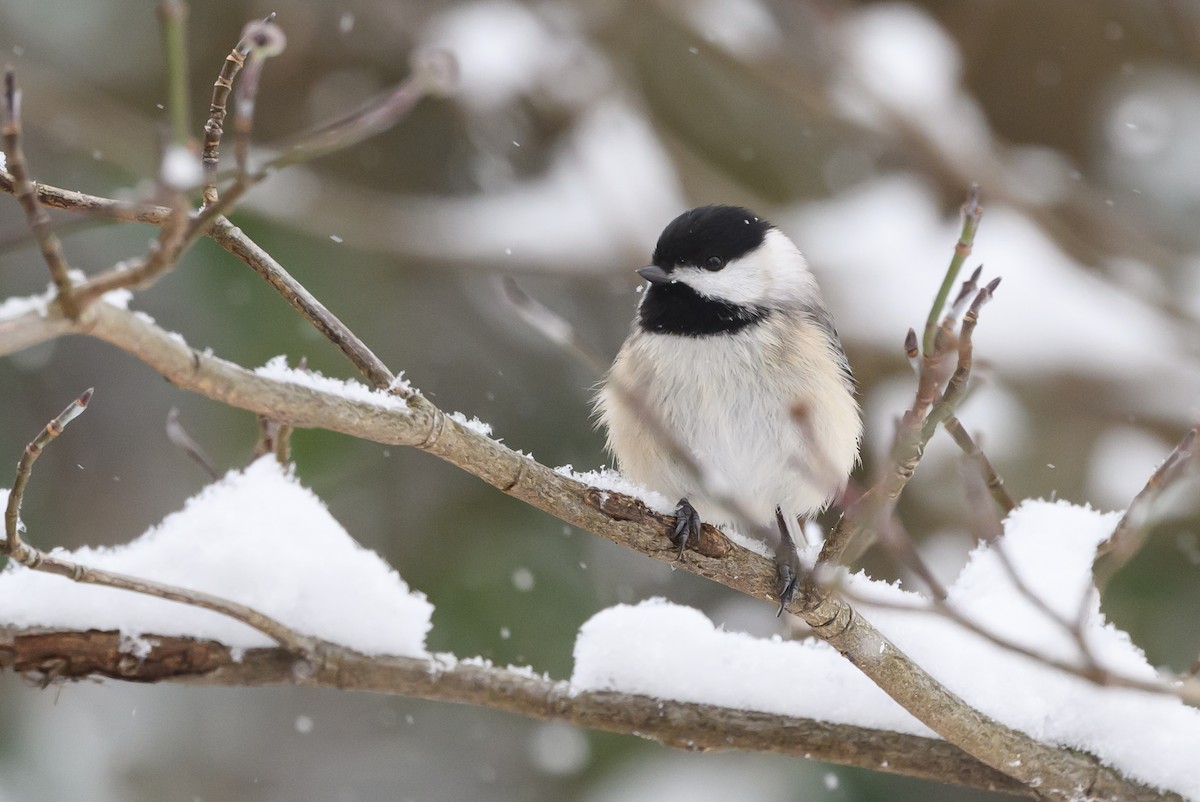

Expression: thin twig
xmin=209 ymin=218 xmax=398 ymax=390
xmin=265 ymin=48 xmax=458 ymax=172
xmin=3 ymin=390 xmax=315 ymax=654
xmin=157 ymin=0 xmax=191 ymax=147
xmin=943 ymin=416 xmax=1015 ymax=514
xmin=165 ymin=407 xmax=220 ymax=480
xmin=202 ymin=13 xmax=276 ymax=205
xmin=1093 ymin=426 xmax=1198 ymax=586
xmin=231 ymin=17 xmax=287 ymax=178
xmin=70 ymin=17 xmax=286 ymax=308
xmin=853 ymin=274 xmax=1105 ymax=669
xmin=251 ymin=417 xmax=282 ymax=462
xmin=0 ymin=172 xmax=169 ymax=223
xmin=1 ymin=71 xmax=79 ymax=319
xmin=873 ymin=512 xmax=949 ymax=601
xmin=822 ymin=278 xmax=1000 ymax=567
xmin=922 ymin=185 xmax=982 ymax=356
xmin=201 ymin=45 xmax=244 ymax=205
xmin=181 ymin=48 xmax=454 ymax=236
xmin=17 ymin=556 xmax=315 ymax=654
xmin=945 ymin=265 xmax=983 ymax=324
xmin=273 ymin=423 xmax=293 ymax=465
xmin=839 ymin=584 xmax=1190 ymax=702
xmin=4 ymin=389 xmax=93 ymax=560
xmin=195 ymin=46 xmax=452 ymax=228
xmin=499 ymin=277 xmax=608 ymax=372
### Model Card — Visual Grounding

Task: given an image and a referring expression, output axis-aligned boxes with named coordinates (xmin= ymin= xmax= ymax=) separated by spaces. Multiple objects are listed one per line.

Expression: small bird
xmin=596 ymin=205 xmax=861 ymax=610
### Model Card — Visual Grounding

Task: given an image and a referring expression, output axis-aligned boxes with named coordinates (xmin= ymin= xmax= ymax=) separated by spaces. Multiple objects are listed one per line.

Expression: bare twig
xmin=157 ymin=0 xmax=191 ymax=147
xmin=923 ymin=185 xmax=982 ymax=356
xmin=873 ymin=513 xmax=949 ymax=601
xmin=209 ymin=218 xmax=398 ymax=390
xmin=0 ymin=172 xmax=169 ymax=223
xmin=2 ymin=389 xmax=314 ymax=654
xmin=165 ymin=407 xmax=220 ymax=480
xmin=188 ymin=47 xmax=453 ymax=243
xmin=1 ymin=42 xmax=440 ymax=390
xmin=944 ymin=416 xmax=1015 ymax=515
xmin=4 ymin=389 xmax=93 ymax=560
xmin=251 ymin=417 xmax=282 ymax=462
xmin=265 ymin=48 xmax=458 ymax=172
xmin=499 ymin=277 xmax=608 ymax=372
xmin=1094 ymin=426 xmax=1198 ymax=586
xmin=840 ymin=585 xmax=1191 ymax=703
xmin=821 ymin=277 xmax=999 ymax=568
xmin=187 ymin=45 xmax=454 ymax=244
xmin=231 ymin=17 xmax=287 ymax=177
xmin=251 ymin=356 xmax=299 ymax=466
xmin=1 ymin=71 xmax=79 ymax=319
xmin=202 ymin=12 xmax=277 ymax=205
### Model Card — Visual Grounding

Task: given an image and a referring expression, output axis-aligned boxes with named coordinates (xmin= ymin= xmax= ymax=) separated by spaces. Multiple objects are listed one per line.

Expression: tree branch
xmin=1094 ymin=425 xmax=1198 ymax=586
xmin=0 ymin=626 xmax=1064 ymax=800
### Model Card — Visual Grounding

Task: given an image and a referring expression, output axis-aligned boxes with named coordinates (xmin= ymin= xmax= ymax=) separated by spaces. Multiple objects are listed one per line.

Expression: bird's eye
xmin=704 ymin=256 xmax=725 ymax=271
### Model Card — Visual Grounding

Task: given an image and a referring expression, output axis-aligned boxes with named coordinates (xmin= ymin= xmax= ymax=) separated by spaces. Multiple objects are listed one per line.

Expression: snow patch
xmin=448 ymin=411 xmax=493 ymax=437
xmin=555 ymin=465 xmax=674 ymax=516
xmin=571 ymin=597 xmax=934 ymax=737
xmin=0 ymin=273 xmax=131 ymax=320
xmin=0 ymin=458 xmax=433 ymax=656
xmin=254 ymin=355 xmax=410 ymax=411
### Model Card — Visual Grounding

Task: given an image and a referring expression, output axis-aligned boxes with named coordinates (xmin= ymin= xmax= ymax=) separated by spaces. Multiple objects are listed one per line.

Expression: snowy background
xmin=2 ymin=1 xmax=1200 ymax=800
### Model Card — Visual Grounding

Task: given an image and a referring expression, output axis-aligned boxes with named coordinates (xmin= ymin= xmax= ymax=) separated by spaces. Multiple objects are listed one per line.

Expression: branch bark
xmin=0 ymin=626 xmax=1031 ymax=798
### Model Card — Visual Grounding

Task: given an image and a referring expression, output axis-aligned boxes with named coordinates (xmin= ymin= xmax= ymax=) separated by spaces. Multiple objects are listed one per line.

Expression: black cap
xmin=651 ymin=205 xmax=772 ymax=272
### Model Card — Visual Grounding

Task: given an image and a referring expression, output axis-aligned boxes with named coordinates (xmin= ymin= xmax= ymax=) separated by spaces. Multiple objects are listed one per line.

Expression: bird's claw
xmin=774 ymin=508 xmax=803 ymax=616
xmin=776 ymin=563 xmax=799 ymax=617
xmin=671 ymin=498 xmax=702 ymax=559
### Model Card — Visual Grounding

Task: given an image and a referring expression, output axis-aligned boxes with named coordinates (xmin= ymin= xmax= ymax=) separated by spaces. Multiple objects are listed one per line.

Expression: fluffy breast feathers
xmin=597 ymin=308 xmax=862 ymax=529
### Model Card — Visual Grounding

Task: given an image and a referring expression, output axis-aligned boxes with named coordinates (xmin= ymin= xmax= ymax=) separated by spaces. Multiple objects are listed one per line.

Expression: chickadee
xmin=596 ymin=205 xmax=861 ymax=609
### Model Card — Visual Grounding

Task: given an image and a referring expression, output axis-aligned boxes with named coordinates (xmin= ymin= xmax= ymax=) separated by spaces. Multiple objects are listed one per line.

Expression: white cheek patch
xmin=677 ymin=229 xmax=820 ymax=308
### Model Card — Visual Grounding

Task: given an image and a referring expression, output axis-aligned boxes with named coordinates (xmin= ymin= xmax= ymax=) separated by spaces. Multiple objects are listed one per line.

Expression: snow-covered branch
xmin=0 ymin=626 xmax=1128 ymax=801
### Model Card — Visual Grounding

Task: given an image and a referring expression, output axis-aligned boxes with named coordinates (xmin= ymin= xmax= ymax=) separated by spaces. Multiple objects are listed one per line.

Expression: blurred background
xmin=2 ymin=0 xmax=1199 ymax=799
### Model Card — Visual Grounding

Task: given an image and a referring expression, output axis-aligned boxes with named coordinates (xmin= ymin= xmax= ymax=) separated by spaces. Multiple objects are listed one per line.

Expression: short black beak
xmin=636 ymin=265 xmax=673 ymax=284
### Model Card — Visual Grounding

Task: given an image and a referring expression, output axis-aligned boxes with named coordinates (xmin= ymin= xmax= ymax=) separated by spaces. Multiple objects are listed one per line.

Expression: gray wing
xmin=799 ymin=303 xmax=856 ymax=395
